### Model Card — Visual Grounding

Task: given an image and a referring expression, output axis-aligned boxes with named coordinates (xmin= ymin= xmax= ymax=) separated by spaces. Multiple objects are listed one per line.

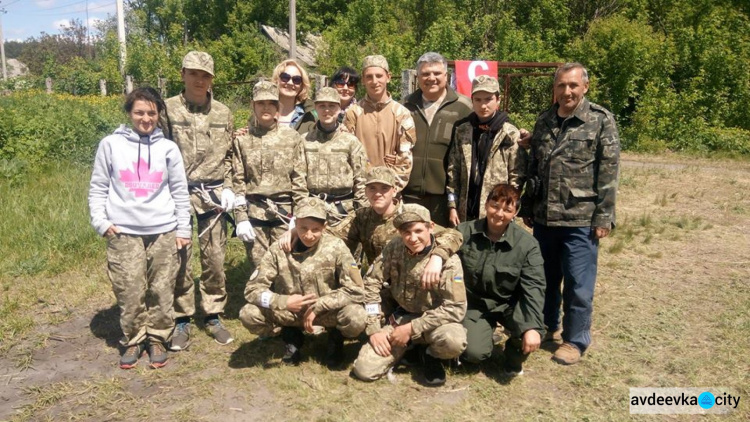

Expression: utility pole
xmin=0 ymin=5 xmax=7 ymax=81
xmin=289 ymin=0 xmax=296 ymax=59
xmin=116 ymin=0 xmax=126 ymax=76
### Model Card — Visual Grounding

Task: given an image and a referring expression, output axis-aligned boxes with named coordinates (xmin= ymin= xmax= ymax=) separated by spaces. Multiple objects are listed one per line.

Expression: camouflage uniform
xmin=352 ymin=206 xmax=467 ymax=382
xmin=520 ymin=92 xmax=619 ymax=355
xmin=233 ymin=81 xmax=308 ymax=266
xmin=329 ymin=167 xmax=463 ymax=264
xmin=166 ymin=53 xmax=235 ymax=319
xmin=343 ymin=55 xmax=417 ymax=192
xmin=107 ymin=231 xmax=178 ymax=347
xmin=446 ymin=75 xmax=527 ymax=222
xmin=239 ymin=198 xmax=367 ymax=338
xmin=302 ymin=87 xmax=368 ymax=227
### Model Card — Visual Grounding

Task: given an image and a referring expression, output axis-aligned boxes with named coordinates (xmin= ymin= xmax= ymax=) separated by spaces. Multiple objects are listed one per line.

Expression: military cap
xmin=393 ymin=204 xmax=431 ymax=229
xmin=362 ymin=55 xmax=389 ymax=72
xmin=471 ymin=75 xmax=499 ymax=95
xmin=295 ymin=197 xmax=328 ymax=220
xmin=253 ymin=80 xmax=279 ymax=102
xmin=365 ymin=166 xmax=396 ymax=187
xmin=314 ymin=87 xmax=341 ymax=104
xmin=182 ymin=51 xmax=214 ymax=76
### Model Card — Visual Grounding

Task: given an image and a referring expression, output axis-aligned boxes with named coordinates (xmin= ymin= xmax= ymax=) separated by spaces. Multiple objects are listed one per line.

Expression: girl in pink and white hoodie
xmin=88 ymin=87 xmax=191 ymax=370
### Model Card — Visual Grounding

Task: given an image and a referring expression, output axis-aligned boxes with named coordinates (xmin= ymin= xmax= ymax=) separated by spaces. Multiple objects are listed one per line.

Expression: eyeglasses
xmin=279 ymin=72 xmax=303 ymax=85
xmin=332 ymin=80 xmax=357 ymax=89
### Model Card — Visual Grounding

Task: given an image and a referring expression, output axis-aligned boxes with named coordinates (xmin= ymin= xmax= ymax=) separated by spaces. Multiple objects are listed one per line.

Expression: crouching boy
xmin=352 ymin=204 xmax=467 ymax=385
xmin=240 ymin=197 xmax=367 ymax=368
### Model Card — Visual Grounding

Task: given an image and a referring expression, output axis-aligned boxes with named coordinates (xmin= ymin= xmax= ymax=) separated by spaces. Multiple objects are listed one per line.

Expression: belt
xmin=249 ymin=218 xmax=286 ymax=228
xmin=315 ymin=192 xmax=354 ymax=202
xmin=188 ymin=180 xmax=223 ymax=190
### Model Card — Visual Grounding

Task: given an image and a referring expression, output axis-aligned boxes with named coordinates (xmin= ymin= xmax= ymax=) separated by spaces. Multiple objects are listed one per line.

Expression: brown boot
xmin=552 ymin=342 xmax=581 ymax=365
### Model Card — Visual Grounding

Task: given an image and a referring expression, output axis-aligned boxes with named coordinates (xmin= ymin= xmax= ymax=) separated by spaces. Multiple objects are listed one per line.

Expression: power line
xmin=8 ymin=1 xmax=114 ymax=16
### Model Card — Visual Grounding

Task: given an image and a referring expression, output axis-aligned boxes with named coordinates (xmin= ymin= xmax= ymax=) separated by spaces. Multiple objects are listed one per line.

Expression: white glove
xmin=221 ymin=189 xmax=236 ymax=212
xmin=236 ymin=220 xmax=256 ymax=243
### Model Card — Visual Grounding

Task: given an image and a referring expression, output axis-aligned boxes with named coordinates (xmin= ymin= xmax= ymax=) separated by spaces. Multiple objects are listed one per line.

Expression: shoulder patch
xmin=401 ymin=117 xmax=415 ymax=131
xmin=453 ymin=275 xmax=463 ymax=283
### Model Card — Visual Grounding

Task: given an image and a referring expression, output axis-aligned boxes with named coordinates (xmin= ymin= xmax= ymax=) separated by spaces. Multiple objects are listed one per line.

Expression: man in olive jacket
xmin=520 ymin=62 xmax=620 ymax=365
xmin=402 ymin=52 xmax=472 ymax=227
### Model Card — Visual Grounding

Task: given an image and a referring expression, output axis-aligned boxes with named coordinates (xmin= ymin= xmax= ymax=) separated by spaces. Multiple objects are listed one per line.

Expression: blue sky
xmin=2 ymin=0 xmax=117 ymax=41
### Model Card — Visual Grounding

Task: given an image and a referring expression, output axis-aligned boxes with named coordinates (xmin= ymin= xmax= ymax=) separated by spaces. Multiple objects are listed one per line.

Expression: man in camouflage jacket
xmin=166 ymin=51 xmax=236 ymax=348
xmin=520 ymin=63 xmax=619 ymax=365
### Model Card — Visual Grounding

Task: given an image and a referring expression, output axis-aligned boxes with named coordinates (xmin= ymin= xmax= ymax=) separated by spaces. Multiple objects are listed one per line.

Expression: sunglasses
xmin=279 ymin=72 xmax=303 ymax=85
xmin=332 ymin=80 xmax=357 ymax=89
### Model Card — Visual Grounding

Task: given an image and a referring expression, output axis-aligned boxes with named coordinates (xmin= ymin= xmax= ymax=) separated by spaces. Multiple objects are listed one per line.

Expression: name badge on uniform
xmin=260 ymin=291 xmax=273 ymax=308
xmin=365 ymin=303 xmax=380 ymax=315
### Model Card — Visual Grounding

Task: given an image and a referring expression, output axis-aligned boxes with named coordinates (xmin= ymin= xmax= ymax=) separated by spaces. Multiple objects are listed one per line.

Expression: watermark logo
xmin=630 ymin=388 xmax=739 ymax=414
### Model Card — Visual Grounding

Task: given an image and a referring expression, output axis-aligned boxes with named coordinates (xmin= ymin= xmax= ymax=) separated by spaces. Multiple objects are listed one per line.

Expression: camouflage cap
xmin=295 ymin=197 xmax=328 ymax=220
xmin=314 ymin=87 xmax=341 ymax=104
xmin=471 ymin=75 xmax=499 ymax=95
xmin=253 ymin=80 xmax=279 ymax=102
xmin=393 ymin=204 xmax=431 ymax=229
xmin=362 ymin=55 xmax=389 ymax=72
xmin=365 ymin=166 xmax=396 ymax=187
xmin=182 ymin=51 xmax=214 ymax=76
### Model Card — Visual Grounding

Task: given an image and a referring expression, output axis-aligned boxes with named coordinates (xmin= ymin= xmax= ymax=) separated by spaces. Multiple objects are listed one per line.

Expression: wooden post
xmin=45 ymin=77 xmax=52 ymax=94
xmin=100 ymin=79 xmax=107 ymax=96
xmin=125 ymin=75 xmax=133 ymax=94
xmin=158 ymin=77 xmax=167 ymax=97
xmin=313 ymin=74 xmax=327 ymax=92
xmin=401 ymin=69 xmax=417 ymax=98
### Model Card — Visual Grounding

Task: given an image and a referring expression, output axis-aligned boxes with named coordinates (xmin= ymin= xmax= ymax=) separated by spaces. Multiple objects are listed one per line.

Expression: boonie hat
xmin=365 ymin=166 xmax=396 ymax=187
xmin=253 ymin=80 xmax=279 ymax=102
xmin=393 ymin=204 xmax=431 ymax=229
xmin=182 ymin=51 xmax=214 ymax=76
xmin=362 ymin=55 xmax=389 ymax=72
xmin=314 ymin=87 xmax=341 ymax=104
xmin=295 ymin=197 xmax=327 ymax=220
xmin=471 ymin=75 xmax=500 ymax=95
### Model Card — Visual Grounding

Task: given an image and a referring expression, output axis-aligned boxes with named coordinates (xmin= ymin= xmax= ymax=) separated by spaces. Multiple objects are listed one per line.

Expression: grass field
xmin=1 ymin=152 xmax=748 ymax=421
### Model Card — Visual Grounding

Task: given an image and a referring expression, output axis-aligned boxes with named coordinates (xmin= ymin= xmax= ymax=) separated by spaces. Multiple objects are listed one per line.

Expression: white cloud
xmin=36 ymin=0 xmax=56 ymax=8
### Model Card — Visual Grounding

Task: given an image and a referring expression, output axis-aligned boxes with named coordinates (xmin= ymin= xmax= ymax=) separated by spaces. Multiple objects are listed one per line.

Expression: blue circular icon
xmin=698 ymin=392 xmax=715 ymax=409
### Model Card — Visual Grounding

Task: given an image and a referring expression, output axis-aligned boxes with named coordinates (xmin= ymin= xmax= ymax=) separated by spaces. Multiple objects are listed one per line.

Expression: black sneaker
xmin=119 ymin=343 xmax=144 ymax=369
xmin=148 ymin=342 xmax=169 ymax=369
xmin=324 ymin=329 xmax=344 ymax=369
xmin=281 ymin=327 xmax=304 ymax=365
xmin=422 ymin=349 xmax=446 ymax=386
xmin=398 ymin=344 xmax=422 ymax=367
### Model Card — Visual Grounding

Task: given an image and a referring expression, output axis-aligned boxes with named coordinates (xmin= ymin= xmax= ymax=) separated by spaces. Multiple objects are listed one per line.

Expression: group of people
xmin=88 ymin=49 xmax=619 ymax=386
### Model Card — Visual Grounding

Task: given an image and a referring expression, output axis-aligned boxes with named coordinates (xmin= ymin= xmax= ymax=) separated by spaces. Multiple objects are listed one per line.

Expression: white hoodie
xmin=89 ymin=125 xmax=191 ymax=238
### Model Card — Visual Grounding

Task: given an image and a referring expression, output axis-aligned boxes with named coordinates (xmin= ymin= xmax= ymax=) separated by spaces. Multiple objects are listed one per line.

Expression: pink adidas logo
xmin=119 ymin=158 xmax=163 ymax=197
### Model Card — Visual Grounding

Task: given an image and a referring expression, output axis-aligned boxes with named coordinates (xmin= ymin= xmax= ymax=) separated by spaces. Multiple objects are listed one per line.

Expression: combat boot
xmin=324 ymin=328 xmax=345 ymax=369
xmin=422 ymin=348 xmax=446 ymax=386
xmin=281 ymin=327 xmax=304 ymax=365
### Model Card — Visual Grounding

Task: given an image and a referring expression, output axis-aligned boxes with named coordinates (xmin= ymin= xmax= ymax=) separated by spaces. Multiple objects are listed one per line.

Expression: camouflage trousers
xmin=352 ymin=322 xmax=467 ymax=382
xmin=106 ymin=231 xmax=178 ymax=347
xmin=242 ymin=223 xmax=287 ymax=269
xmin=175 ymin=213 xmax=227 ymax=318
xmin=239 ymin=303 xmax=367 ymax=338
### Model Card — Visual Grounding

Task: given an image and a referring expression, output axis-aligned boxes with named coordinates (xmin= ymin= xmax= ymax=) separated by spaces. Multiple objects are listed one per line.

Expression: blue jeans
xmin=533 ymin=224 xmax=598 ymax=353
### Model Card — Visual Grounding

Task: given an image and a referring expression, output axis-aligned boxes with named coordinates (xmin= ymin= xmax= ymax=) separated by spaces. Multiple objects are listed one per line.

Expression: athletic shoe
xmin=169 ymin=321 xmax=191 ymax=351
xmin=148 ymin=342 xmax=169 ymax=369
xmin=422 ymin=349 xmax=446 ymax=386
xmin=206 ymin=318 xmax=234 ymax=345
xmin=119 ymin=343 xmax=144 ymax=369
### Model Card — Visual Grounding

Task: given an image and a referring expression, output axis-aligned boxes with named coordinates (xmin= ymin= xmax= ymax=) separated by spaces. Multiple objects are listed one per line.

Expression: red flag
xmin=454 ymin=61 xmax=498 ymax=97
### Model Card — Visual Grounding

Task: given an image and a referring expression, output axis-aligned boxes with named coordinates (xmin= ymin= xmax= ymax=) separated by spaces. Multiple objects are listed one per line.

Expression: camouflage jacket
xmin=302 ymin=125 xmax=368 ymax=212
xmin=343 ymin=95 xmax=417 ymax=191
xmin=520 ymin=98 xmax=620 ymax=228
xmin=232 ymin=122 xmax=309 ymax=223
xmin=244 ymin=234 xmax=365 ymax=314
xmin=363 ymin=237 xmax=467 ymax=337
xmin=165 ymin=92 xmax=234 ymax=214
xmin=447 ymin=118 xmax=527 ymax=221
xmin=331 ymin=200 xmax=464 ymax=263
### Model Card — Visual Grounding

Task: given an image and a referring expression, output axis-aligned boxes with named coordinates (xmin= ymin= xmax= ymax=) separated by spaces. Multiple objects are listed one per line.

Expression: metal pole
xmin=0 ymin=8 xmax=7 ymax=81
xmin=116 ymin=0 xmax=126 ymax=76
xmin=289 ymin=0 xmax=296 ymax=59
